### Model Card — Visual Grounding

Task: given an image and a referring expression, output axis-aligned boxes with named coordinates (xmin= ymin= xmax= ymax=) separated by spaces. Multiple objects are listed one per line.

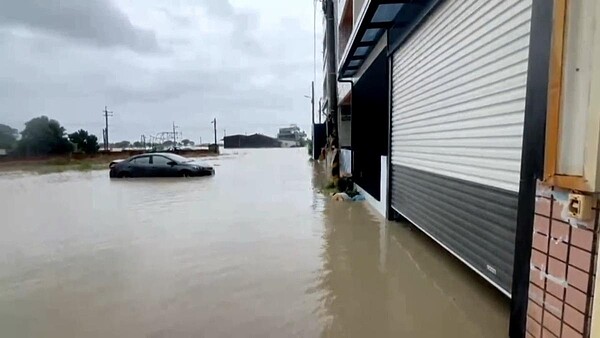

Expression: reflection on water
xmin=316 ymin=198 xmax=508 ymax=337
xmin=0 ymin=149 xmax=507 ymax=337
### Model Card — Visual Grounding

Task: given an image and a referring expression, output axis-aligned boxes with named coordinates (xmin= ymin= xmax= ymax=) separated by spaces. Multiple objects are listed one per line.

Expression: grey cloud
xmin=105 ymin=58 xmax=313 ymax=105
xmin=157 ymin=8 xmax=193 ymax=27
xmin=232 ymin=11 xmax=262 ymax=54
xmin=0 ymin=0 xmax=160 ymax=52
xmin=0 ymin=0 xmax=317 ymax=142
xmin=159 ymin=0 xmax=262 ymax=54
xmin=199 ymin=0 xmax=236 ymax=18
xmin=197 ymin=0 xmax=263 ymax=55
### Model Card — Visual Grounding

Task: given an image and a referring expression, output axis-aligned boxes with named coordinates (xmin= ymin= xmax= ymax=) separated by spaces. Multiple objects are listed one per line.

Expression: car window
xmin=132 ymin=156 xmax=151 ymax=165
xmin=164 ymin=154 xmax=191 ymax=163
xmin=152 ymin=156 xmax=171 ymax=166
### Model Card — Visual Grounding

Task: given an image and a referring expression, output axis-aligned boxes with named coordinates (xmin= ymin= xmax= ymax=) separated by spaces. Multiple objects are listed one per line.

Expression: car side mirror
xmin=167 ymin=161 xmax=177 ymax=166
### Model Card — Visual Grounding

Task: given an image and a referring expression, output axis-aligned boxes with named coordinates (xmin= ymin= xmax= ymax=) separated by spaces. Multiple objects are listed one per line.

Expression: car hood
xmin=110 ymin=159 xmax=126 ymax=168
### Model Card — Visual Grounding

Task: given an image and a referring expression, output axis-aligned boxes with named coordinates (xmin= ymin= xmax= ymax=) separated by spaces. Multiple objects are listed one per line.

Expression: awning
xmin=338 ymin=0 xmax=439 ymax=79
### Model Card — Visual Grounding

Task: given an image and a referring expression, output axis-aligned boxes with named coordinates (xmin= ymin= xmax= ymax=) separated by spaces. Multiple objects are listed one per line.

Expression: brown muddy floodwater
xmin=0 ymin=148 xmax=508 ymax=337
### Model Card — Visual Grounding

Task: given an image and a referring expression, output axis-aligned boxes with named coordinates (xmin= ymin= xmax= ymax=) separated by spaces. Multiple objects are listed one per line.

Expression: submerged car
xmin=109 ymin=153 xmax=214 ymax=178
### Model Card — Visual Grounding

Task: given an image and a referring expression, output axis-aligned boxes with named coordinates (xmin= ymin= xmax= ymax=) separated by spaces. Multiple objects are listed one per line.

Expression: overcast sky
xmin=0 ymin=0 xmax=323 ymax=143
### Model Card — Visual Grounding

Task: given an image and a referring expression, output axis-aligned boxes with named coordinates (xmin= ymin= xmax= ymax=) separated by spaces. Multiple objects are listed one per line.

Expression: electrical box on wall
xmin=568 ymin=193 xmax=596 ymax=221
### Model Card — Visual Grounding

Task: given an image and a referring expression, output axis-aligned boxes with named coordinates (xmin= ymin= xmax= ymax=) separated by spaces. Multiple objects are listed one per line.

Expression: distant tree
xmin=68 ymin=129 xmax=99 ymax=154
xmin=16 ymin=116 xmax=73 ymax=156
xmin=181 ymin=139 xmax=192 ymax=146
xmin=114 ymin=140 xmax=131 ymax=149
xmin=0 ymin=123 xmax=18 ymax=149
xmin=132 ymin=141 xmax=143 ymax=148
xmin=162 ymin=140 xmax=174 ymax=147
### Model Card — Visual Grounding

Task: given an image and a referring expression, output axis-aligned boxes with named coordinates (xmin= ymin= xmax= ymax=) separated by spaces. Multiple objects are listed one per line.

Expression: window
xmin=152 ymin=156 xmax=171 ymax=166
xmin=132 ymin=156 xmax=151 ymax=165
xmin=163 ymin=154 xmax=190 ymax=163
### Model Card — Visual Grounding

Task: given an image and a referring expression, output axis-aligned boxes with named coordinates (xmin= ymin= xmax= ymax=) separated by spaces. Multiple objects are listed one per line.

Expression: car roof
xmin=128 ymin=153 xmax=181 ymax=160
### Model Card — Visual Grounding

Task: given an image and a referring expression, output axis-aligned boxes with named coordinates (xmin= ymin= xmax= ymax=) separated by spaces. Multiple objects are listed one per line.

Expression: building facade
xmin=321 ymin=0 xmax=600 ymax=337
xmin=223 ymin=134 xmax=281 ymax=149
xmin=277 ymin=125 xmax=307 ymax=147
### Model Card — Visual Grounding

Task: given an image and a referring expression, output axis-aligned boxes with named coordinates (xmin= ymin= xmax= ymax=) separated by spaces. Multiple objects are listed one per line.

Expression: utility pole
xmin=311 ymin=81 xmax=315 ymax=126
xmin=324 ymin=0 xmax=338 ymax=147
xmin=172 ymin=122 xmax=178 ymax=145
xmin=102 ymin=106 xmax=113 ymax=151
xmin=211 ymin=118 xmax=217 ymax=145
xmin=210 ymin=118 xmax=219 ymax=154
xmin=224 ymin=129 xmax=227 ymax=138
xmin=310 ymin=81 xmax=316 ymax=159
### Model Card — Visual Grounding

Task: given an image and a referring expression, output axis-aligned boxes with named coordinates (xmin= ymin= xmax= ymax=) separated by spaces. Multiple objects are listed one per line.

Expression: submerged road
xmin=0 ymin=148 xmax=508 ymax=337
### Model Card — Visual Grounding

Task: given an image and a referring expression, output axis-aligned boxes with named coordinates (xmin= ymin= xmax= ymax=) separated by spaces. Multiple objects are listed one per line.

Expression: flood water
xmin=0 ymin=148 xmax=508 ymax=337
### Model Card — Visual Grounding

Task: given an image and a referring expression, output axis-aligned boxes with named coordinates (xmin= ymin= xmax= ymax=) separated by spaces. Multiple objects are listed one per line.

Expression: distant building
xmin=279 ymin=140 xmax=297 ymax=148
xmin=224 ymin=134 xmax=281 ymax=149
xmin=277 ymin=125 xmax=307 ymax=147
xmin=0 ymin=149 xmax=7 ymax=156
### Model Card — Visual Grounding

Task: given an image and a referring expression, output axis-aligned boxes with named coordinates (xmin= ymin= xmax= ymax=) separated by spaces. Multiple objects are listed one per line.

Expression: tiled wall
xmin=527 ymin=181 xmax=599 ymax=338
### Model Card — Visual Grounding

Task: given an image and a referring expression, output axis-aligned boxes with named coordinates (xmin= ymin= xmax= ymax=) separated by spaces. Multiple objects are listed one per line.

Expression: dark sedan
xmin=109 ymin=153 xmax=214 ymax=178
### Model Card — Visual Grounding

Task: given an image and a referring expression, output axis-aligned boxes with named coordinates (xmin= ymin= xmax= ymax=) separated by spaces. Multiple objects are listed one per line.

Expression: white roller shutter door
xmin=390 ymin=0 xmax=532 ymax=295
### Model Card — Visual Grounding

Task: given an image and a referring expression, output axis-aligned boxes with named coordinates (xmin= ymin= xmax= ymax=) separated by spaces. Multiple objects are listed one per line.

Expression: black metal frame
xmin=339 ymin=0 xmax=438 ymax=79
xmin=387 ymin=0 xmax=443 ymax=56
xmin=351 ymin=51 xmax=389 ymax=201
xmin=509 ymin=0 xmax=554 ymax=336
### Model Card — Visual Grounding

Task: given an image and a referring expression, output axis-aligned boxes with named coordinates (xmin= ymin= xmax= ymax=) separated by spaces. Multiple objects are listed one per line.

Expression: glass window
xmin=152 ymin=156 xmax=171 ymax=166
xmin=132 ymin=156 xmax=150 ymax=165
xmin=164 ymin=154 xmax=191 ymax=163
xmin=372 ymin=4 xmax=403 ymax=23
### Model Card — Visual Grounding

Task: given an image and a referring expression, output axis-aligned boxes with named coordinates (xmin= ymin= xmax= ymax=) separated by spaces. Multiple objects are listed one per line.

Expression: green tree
xmin=132 ymin=141 xmax=143 ymax=148
xmin=162 ymin=140 xmax=174 ymax=147
xmin=0 ymin=124 xmax=18 ymax=149
xmin=181 ymin=139 xmax=194 ymax=146
xmin=68 ymin=129 xmax=99 ymax=154
xmin=16 ymin=116 xmax=73 ymax=156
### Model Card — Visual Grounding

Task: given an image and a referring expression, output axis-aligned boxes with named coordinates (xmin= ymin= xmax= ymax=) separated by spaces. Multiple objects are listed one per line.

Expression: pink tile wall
xmin=527 ymin=181 xmax=598 ymax=338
